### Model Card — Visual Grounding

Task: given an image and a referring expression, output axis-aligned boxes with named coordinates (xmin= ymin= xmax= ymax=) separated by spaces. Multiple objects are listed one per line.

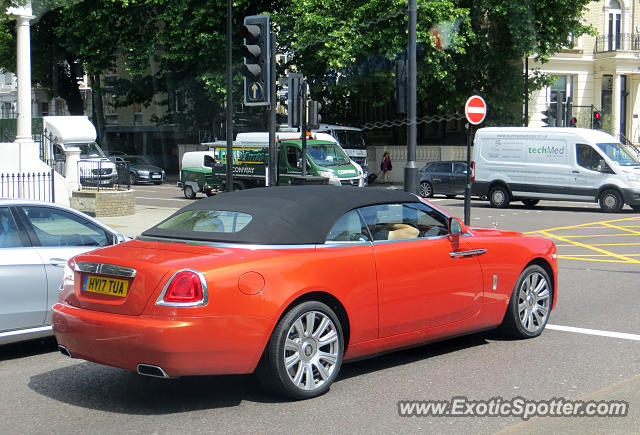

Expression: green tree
xmin=275 ymin=0 xmax=593 ymax=127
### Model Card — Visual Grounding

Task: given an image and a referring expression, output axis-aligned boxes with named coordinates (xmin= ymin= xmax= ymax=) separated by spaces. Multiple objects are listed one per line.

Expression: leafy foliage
xmin=0 ymin=0 xmax=594 ymax=138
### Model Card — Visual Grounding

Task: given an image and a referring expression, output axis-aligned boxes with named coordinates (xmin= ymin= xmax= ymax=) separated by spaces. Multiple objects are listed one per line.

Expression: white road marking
xmin=546 ymin=324 xmax=640 ymax=341
xmin=136 ymin=196 xmax=190 ymax=202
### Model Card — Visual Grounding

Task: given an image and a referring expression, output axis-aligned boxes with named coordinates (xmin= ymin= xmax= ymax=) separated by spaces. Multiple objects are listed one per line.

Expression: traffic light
xmin=308 ymin=101 xmax=322 ymax=129
xmin=241 ymin=15 xmax=270 ymax=106
xmin=569 ymin=117 xmax=577 ymax=127
xmin=593 ymin=111 xmax=602 ymax=129
xmin=541 ymin=101 xmax=559 ymax=126
xmin=287 ymin=73 xmax=303 ymax=127
xmin=541 ymin=109 xmax=550 ymax=126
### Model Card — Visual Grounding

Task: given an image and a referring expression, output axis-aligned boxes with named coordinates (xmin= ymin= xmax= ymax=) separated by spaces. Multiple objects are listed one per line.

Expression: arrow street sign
xmin=465 ymin=95 xmax=487 ymax=125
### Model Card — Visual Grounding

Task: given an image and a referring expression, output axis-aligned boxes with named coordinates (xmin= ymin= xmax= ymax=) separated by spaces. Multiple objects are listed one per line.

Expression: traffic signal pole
xmin=405 ymin=0 xmax=418 ymax=194
xmin=268 ymin=32 xmax=277 ymax=186
xmin=225 ymin=0 xmax=233 ymax=192
xmin=301 ymin=81 xmax=307 ymax=177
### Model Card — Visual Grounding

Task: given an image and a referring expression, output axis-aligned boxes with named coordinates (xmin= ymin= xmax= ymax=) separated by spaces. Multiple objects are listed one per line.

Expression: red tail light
xmin=471 ymin=161 xmax=476 ymax=182
xmin=158 ymin=270 xmax=208 ymax=306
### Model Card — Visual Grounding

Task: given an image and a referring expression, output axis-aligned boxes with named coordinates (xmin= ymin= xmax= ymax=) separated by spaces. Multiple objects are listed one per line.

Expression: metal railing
xmin=0 ymin=169 xmax=55 ymax=202
xmin=78 ymin=160 xmax=131 ymax=191
xmin=595 ymin=33 xmax=640 ymax=53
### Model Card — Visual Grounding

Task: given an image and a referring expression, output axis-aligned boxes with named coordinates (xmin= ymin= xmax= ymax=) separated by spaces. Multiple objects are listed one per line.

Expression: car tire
xmin=599 ymin=189 xmax=623 ymax=213
xmin=258 ymin=301 xmax=344 ymax=400
xmin=499 ymin=265 xmax=552 ymax=339
xmin=489 ymin=185 xmax=510 ymax=208
xmin=129 ymin=173 xmax=137 ymax=185
xmin=183 ymin=185 xmax=196 ymax=199
xmin=522 ymin=199 xmax=539 ymax=208
xmin=419 ymin=182 xmax=433 ymax=198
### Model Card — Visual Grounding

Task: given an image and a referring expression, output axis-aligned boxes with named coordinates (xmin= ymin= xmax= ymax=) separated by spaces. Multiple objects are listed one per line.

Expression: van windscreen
xmin=596 ymin=142 xmax=640 ymax=166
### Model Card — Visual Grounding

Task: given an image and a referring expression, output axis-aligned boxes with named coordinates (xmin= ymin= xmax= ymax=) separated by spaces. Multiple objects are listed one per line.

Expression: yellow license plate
xmin=82 ymin=275 xmax=129 ymax=297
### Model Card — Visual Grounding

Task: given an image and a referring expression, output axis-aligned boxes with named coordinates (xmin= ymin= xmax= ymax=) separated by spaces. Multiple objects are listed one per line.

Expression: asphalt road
xmin=1 ymin=184 xmax=639 ymax=434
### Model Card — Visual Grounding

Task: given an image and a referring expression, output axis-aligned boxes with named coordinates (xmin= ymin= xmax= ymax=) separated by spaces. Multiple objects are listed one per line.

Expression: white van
xmin=472 ymin=127 xmax=640 ymax=212
xmin=45 ymin=116 xmax=117 ymax=186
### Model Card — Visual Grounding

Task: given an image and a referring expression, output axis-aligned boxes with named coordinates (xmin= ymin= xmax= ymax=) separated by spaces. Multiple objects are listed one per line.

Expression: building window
xmin=41 ymin=102 xmax=49 ymax=116
xmin=606 ymin=0 xmax=622 ymax=50
xmin=169 ymin=90 xmax=185 ymax=113
xmin=133 ymin=102 xmax=143 ymax=125
xmin=546 ymin=75 xmax=573 ymax=127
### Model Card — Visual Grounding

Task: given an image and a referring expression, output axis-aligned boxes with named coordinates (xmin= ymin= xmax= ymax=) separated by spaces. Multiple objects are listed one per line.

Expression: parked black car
xmin=111 ymin=155 xmax=165 ymax=185
xmin=418 ymin=160 xmax=468 ymax=198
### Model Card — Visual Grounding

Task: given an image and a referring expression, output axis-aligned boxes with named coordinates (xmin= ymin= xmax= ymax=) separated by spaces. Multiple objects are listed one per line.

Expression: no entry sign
xmin=465 ymin=95 xmax=487 ymax=125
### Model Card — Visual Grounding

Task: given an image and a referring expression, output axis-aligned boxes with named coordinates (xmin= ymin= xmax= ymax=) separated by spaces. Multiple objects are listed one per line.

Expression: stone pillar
xmin=613 ymin=73 xmax=621 ymax=137
xmin=8 ymin=2 xmax=37 ymax=171
xmin=64 ymin=147 xmax=81 ymax=191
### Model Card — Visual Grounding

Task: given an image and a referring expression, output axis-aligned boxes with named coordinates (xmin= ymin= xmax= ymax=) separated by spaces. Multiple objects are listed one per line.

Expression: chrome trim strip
xmin=74 ymin=262 xmax=137 ymax=278
xmin=156 ymin=269 xmax=209 ymax=307
xmin=449 ymin=248 xmax=487 ymax=258
xmin=136 ymin=236 xmax=319 ymax=250
xmin=0 ymin=325 xmax=53 ymax=345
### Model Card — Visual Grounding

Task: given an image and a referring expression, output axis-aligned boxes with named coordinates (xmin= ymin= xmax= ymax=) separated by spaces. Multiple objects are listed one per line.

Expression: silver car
xmin=0 ymin=200 xmax=127 ymax=345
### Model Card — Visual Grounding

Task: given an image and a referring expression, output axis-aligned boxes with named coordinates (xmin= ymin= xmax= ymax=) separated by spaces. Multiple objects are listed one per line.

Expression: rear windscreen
xmin=157 ymin=210 xmax=252 ymax=233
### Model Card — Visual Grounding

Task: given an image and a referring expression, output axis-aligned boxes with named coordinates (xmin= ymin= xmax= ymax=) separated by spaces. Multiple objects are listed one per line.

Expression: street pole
xmin=301 ymin=81 xmax=307 ymax=177
xmin=524 ymin=57 xmax=528 ymax=127
xmin=464 ymin=123 xmax=472 ymax=225
xmin=404 ymin=0 xmax=418 ymax=193
xmin=268 ymin=32 xmax=277 ymax=186
xmin=225 ymin=0 xmax=233 ymax=192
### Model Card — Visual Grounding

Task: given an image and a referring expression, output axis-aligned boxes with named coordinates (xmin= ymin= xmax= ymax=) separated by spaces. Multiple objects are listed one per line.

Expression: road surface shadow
xmin=28 ymin=332 xmax=494 ymax=414
xmin=1 ymin=337 xmax=58 ymax=362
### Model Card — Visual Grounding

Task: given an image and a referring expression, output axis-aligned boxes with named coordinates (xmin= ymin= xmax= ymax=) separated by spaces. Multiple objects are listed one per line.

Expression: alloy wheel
xmin=517 ymin=271 xmax=550 ymax=333
xmin=283 ymin=311 xmax=340 ymax=391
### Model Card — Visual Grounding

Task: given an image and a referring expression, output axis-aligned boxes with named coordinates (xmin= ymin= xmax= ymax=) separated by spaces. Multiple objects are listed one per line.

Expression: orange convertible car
xmin=53 ymin=186 xmax=557 ymax=399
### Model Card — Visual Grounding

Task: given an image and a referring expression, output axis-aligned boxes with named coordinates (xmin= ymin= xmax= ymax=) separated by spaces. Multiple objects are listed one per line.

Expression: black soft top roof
xmin=141 ymin=185 xmax=421 ymax=244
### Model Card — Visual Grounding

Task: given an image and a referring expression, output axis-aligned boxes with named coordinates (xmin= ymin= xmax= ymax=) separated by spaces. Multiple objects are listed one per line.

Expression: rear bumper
xmin=52 ymin=303 xmax=274 ymax=376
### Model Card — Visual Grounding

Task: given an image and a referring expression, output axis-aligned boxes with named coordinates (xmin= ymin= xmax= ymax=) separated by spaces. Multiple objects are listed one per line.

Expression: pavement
xmin=97 ymin=205 xmax=179 ymax=238
xmin=96 ymin=180 xmax=405 ymax=238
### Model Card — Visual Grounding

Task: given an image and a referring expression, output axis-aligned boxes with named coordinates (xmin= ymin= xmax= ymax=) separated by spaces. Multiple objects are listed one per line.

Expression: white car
xmin=0 ymin=200 xmax=127 ymax=345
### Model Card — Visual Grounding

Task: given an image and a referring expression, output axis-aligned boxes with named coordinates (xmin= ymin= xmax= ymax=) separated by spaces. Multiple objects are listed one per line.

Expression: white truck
xmin=311 ymin=124 xmax=368 ymax=175
xmin=44 ymin=116 xmax=117 ymax=187
xmin=232 ymin=131 xmax=366 ymax=186
xmin=472 ymin=127 xmax=640 ymax=212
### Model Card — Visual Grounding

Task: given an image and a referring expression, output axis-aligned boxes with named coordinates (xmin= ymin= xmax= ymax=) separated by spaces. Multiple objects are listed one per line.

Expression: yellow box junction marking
xmin=526 ymin=216 xmax=640 ymax=263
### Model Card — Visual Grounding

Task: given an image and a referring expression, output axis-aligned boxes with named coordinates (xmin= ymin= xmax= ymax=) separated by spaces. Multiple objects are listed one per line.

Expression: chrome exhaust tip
xmin=58 ymin=345 xmax=73 ymax=358
xmin=137 ymin=363 xmax=171 ymax=379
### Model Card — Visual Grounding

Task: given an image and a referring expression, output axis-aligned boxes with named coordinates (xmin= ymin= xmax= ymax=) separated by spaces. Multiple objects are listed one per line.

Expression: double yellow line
xmin=526 ymin=216 xmax=640 ymax=264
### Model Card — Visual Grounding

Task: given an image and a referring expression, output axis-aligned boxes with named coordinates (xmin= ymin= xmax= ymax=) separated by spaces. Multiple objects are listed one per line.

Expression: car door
xmin=0 ymin=206 xmax=48 ymax=332
xmin=451 ymin=162 xmax=468 ymax=195
xmin=573 ymin=143 xmax=608 ymax=199
xmin=359 ymin=202 xmax=484 ymax=337
xmin=430 ymin=162 xmax=452 ymax=194
xmin=17 ymin=205 xmax=113 ymax=326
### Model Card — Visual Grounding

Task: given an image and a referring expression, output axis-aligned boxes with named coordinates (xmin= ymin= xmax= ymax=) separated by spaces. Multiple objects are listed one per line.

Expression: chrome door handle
xmin=450 ymin=249 xmax=487 ymax=258
xmin=572 ymin=170 xmax=580 ymax=174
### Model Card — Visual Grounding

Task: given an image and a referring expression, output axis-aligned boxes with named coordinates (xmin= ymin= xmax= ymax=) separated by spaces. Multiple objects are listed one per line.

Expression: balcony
xmin=594 ymin=33 xmax=640 ymax=53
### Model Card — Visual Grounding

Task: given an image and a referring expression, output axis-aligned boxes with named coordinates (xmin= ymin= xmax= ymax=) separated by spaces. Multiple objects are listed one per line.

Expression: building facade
xmin=529 ymin=0 xmax=640 ymax=144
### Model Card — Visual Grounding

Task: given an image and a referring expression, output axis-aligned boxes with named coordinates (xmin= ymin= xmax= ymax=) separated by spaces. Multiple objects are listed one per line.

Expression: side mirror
xmin=599 ymin=159 xmax=615 ymax=174
xmin=448 ymin=217 xmax=466 ymax=236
